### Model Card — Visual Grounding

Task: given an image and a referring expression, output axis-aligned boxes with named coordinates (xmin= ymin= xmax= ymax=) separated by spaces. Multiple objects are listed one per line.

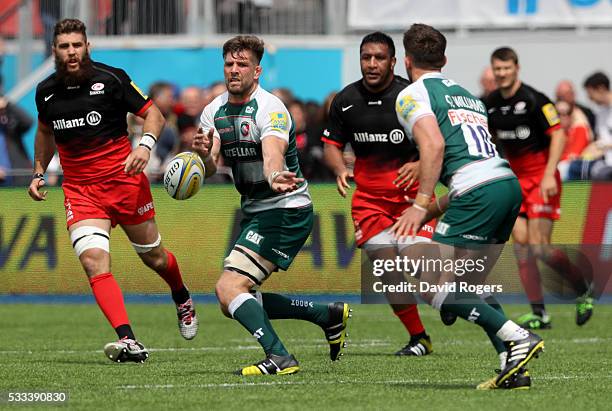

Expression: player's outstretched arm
xmin=323 ymin=143 xmax=351 ymax=198
xmin=28 ymin=120 xmax=56 ymax=201
xmin=262 ymin=136 xmax=304 ymax=193
xmin=124 ymin=104 xmax=165 ymax=176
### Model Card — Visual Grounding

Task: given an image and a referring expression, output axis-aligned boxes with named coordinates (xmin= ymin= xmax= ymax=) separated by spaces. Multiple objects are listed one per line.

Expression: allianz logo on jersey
xmin=52 ymin=111 xmax=102 ymax=130
xmin=353 ymin=129 xmax=404 ymax=144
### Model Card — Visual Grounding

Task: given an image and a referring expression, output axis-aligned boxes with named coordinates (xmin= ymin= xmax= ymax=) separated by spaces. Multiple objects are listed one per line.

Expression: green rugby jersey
xmin=395 ymin=72 xmax=515 ymax=198
xmin=200 ymin=85 xmax=311 ymax=213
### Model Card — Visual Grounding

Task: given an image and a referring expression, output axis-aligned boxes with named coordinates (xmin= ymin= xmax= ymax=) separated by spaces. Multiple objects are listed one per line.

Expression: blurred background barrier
xmin=1 ymin=182 xmax=609 ymax=296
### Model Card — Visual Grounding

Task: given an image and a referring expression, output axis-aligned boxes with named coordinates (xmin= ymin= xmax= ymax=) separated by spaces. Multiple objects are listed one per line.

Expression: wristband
xmin=412 ymin=204 xmax=427 ymax=212
xmin=415 ymin=192 xmax=431 ymax=208
xmin=267 ymin=171 xmax=281 ymax=188
xmin=33 ymin=172 xmax=45 ymax=180
xmin=138 ymin=132 xmax=157 ymax=151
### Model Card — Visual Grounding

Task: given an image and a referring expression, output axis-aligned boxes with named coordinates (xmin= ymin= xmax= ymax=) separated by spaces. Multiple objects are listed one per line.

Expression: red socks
xmin=543 ymin=249 xmax=588 ymax=295
xmin=518 ymin=256 xmax=544 ymax=304
xmin=157 ymin=249 xmax=185 ymax=292
xmin=89 ymin=272 xmax=130 ymax=328
xmin=394 ymin=305 xmax=425 ymax=336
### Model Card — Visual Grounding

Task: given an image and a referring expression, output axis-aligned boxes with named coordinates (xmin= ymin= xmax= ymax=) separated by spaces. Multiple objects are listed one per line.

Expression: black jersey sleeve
xmin=110 ymin=68 xmax=152 ymax=116
xmin=34 ymin=83 xmax=50 ymax=125
xmin=531 ymin=90 xmax=561 ymax=135
xmin=321 ymin=93 xmax=347 ymax=148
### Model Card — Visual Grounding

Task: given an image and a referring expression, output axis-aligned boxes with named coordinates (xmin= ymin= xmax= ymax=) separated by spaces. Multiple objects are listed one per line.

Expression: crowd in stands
xmin=0 ymin=68 xmax=611 ymax=186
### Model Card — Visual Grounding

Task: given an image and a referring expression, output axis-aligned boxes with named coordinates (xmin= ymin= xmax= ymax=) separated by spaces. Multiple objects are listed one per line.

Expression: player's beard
xmin=55 ymin=52 xmax=94 ymax=87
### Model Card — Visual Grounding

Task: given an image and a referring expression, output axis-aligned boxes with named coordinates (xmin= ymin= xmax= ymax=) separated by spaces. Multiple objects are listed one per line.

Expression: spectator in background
xmin=303 ymin=99 xmax=332 ymax=181
xmin=556 ymin=80 xmax=597 ymax=135
xmin=175 ymin=114 xmax=198 ymax=154
xmin=148 ymin=81 xmax=179 ymax=180
xmin=479 ymin=66 xmax=497 ymax=100
xmin=202 ymin=81 xmax=227 ymax=108
xmin=288 ymin=99 xmax=313 ymax=178
xmin=303 ymin=100 xmax=322 ymax=141
xmin=556 ymin=100 xmax=592 ymax=180
xmin=0 ymin=95 xmax=34 ymax=186
xmin=582 ymin=71 xmax=612 ymax=180
xmin=272 ymin=87 xmax=294 ymax=107
xmin=178 ymin=86 xmax=205 ymax=118
xmin=149 ymin=81 xmax=177 ymax=126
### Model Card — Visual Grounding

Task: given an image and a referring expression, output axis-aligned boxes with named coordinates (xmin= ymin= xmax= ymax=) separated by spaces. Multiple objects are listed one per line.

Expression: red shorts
xmin=351 ymin=190 xmax=436 ymax=247
xmin=517 ymin=170 xmax=561 ymax=220
xmin=62 ymin=173 xmax=155 ymax=228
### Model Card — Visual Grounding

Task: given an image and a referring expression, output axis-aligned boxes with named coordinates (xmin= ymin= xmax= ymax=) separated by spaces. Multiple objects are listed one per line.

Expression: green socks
xmin=440 ymin=292 xmax=507 ymax=335
xmin=484 ymin=296 xmax=507 ymax=355
xmin=230 ymin=294 xmax=288 ymax=356
xmin=261 ymin=293 xmax=330 ymax=327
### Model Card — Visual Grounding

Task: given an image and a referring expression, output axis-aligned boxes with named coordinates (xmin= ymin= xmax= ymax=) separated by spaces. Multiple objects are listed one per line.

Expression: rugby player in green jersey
xmin=391 ymin=23 xmax=544 ymax=389
xmin=192 ymin=35 xmax=350 ymax=376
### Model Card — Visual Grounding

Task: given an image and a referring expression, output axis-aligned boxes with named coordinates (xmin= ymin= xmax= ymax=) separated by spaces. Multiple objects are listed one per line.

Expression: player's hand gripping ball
xmin=163 ymin=152 xmax=205 ymax=200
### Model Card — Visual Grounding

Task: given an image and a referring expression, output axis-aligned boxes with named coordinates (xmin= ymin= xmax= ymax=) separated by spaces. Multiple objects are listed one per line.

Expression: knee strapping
xmin=70 ymin=226 xmax=110 ymax=257
xmin=131 ymin=233 xmax=161 ymax=254
xmin=224 ymin=247 xmax=270 ymax=285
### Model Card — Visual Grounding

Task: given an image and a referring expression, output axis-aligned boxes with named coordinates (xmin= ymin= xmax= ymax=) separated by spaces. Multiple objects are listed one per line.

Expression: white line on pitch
xmin=1 ymin=336 xmax=611 ymax=356
xmin=0 ymin=341 xmax=391 ymax=355
xmin=119 ymin=374 xmax=612 ymax=390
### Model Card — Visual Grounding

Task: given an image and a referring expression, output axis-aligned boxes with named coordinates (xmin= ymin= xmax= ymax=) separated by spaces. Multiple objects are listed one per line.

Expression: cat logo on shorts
xmin=246 ymin=230 xmax=264 ymax=245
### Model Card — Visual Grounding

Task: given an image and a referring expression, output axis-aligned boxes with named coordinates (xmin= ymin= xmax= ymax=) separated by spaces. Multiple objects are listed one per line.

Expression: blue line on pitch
xmin=1 ymin=293 xmax=610 ymax=304
xmin=0 ymin=293 xmax=362 ymax=304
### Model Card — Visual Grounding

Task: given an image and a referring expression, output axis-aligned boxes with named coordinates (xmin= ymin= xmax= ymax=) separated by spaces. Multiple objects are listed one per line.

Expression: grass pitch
xmin=0 ymin=303 xmax=610 ymax=410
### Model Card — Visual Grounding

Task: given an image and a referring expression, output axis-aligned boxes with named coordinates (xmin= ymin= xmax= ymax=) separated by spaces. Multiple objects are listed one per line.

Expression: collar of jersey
xmin=227 ymin=85 xmax=260 ymax=106
xmin=418 ymin=72 xmax=445 ymax=82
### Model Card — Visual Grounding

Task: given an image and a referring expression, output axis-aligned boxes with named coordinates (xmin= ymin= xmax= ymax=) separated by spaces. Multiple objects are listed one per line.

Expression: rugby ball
xmin=163 ymin=152 xmax=205 ymax=200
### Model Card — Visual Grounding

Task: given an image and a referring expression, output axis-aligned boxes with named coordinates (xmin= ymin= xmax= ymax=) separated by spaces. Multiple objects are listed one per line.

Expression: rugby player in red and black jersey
xmin=28 ymin=19 xmax=198 ymax=363
xmin=485 ymin=47 xmax=593 ymax=329
xmin=323 ymin=32 xmax=435 ymax=356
